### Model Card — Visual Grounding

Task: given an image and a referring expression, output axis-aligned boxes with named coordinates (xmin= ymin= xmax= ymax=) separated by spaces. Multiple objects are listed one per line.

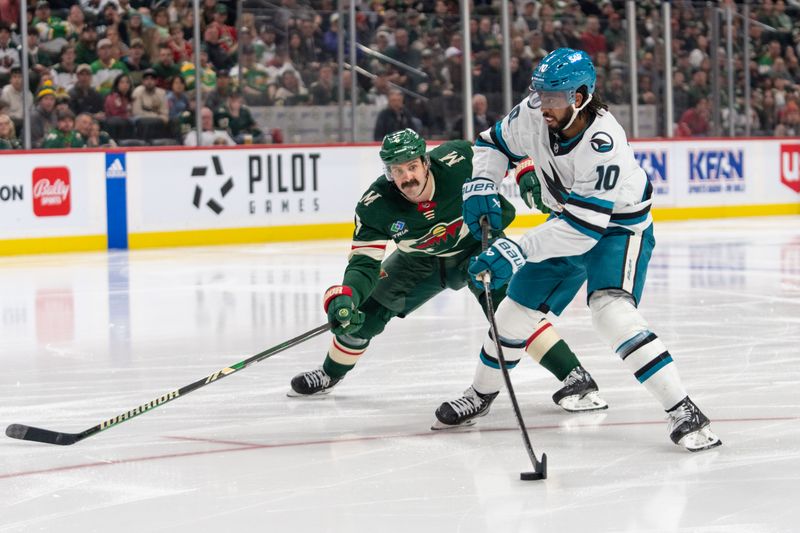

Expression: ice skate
xmin=667 ymin=396 xmax=722 ymax=452
xmin=287 ymin=367 xmax=342 ymax=397
xmin=431 ymin=386 xmax=499 ymax=430
xmin=552 ymin=366 xmax=608 ymax=412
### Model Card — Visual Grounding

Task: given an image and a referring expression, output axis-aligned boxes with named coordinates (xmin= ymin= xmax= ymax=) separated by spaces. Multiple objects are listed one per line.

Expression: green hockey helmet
xmin=380 ymin=129 xmax=428 ymax=181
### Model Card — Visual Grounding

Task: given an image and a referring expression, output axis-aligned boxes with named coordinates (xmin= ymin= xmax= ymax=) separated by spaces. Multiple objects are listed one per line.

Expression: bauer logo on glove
xmin=462 ymin=177 xmax=503 ymax=240
xmin=468 ymin=237 xmax=527 ymax=290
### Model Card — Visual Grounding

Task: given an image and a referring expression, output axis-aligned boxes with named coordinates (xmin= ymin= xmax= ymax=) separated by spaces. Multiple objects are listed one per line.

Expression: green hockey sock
xmin=538 ymin=340 xmax=580 ymax=381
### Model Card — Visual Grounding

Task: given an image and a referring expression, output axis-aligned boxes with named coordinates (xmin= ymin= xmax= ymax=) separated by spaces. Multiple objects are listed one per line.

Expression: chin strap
xmin=561 ymin=93 xmax=593 ymax=133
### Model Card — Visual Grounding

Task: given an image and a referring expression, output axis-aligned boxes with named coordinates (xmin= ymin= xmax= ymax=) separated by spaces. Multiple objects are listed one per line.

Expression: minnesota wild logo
xmin=410 ymin=218 xmax=464 ymax=253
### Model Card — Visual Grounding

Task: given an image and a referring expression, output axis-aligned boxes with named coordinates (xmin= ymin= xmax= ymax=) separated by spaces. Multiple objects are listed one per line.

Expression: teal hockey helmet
xmin=531 ymin=48 xmax=596 ymax=107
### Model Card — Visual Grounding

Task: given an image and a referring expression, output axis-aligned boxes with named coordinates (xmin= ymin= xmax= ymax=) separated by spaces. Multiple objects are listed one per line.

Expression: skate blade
xmin=430 ymin=418 xmax=477 ymax=431
xmin=557 ymin=391 xmax=609 ymax=413
xmin=286 ymin=388 xmax=334 ymax=398
xmin=680 ymin=426 xmax=722 ymax=452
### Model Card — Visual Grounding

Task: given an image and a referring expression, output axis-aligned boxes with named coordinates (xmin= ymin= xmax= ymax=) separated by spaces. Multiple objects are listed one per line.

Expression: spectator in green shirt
xmin=41 ymin=108 xmax=85 ymax=148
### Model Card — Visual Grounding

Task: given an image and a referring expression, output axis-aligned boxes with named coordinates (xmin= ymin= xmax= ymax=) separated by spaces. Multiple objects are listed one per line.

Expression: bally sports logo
xmin=780 ymin=144 xmax=800 ymax=193
xmin=32 ymin=167 xmax=71 ymax=217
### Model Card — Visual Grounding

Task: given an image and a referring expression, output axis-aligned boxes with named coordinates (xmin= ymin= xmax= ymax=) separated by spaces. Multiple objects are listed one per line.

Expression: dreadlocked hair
xmin=577 ymin=86 xmax=608 ymax=121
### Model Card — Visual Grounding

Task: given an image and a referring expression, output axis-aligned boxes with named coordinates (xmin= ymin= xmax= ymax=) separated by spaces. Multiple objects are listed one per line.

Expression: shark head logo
xmin=590 ymin=131 xmax=614 ymax=154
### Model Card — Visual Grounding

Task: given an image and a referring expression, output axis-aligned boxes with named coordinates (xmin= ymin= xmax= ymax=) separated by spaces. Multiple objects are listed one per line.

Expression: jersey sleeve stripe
xmin=560 ymin=210 xmax=605 ymax=240
xmin=348 ymin=247 xmax=385 ymax=261
xmin=565 ymin=195 xmax=613 ymax=215
xmin=490 ymin=122 xmax=525 ymax=162
xmin=351 ymin=241 xmax=387 ymax=249
xmin=610 ymin=212 xmax=650 ymax=226
xmin=475 ymin=137 xmax=499 ymax=151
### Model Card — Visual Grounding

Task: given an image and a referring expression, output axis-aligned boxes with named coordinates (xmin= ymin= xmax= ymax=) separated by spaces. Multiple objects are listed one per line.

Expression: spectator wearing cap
xmin=30 ymin=82 xmax=57 ymax=145
xmin=404 ymin=9 xmax=424 ymax=45
xmin=123 ymin=38 xmax=150 ymax=86
xmin=41 ymin=108 xmax=85 ymax=148
xmin=322 ymin=15 xmax=340 ymax=60
xmin=50 ymin=44 xmax=78 ymax=93
xmin=183 ymin=105 xmax=235 ymax=146
xmin=231 ymin=45 xmax=272 ymax=105
xmin=91 ymin=37 xmax=129 ymax=96
xmin=1 ymin=67 xmax=32 ymax=123
xmin=210 ymin=4 xmax=237 ymax=55
xmin=204 ymin=68 xmax=231 ymax=111
xmin=75 ymin=25 xmax=98 ymax=66
xmin=69 ymin=63 xmax=104 ymax=119
xmin=32 ymin=1 xmax=68 ymax=54
xmin=152 ymin=44 xmax=180 ymax=89
xmin=104 ymin=72 xmax=132 ymax=119
xmin=203 ymin=23 xmax=233 ymax=70
xmin=372 ymin=89 xmax=421 ymax=141
xmin=75 ymin=112 xmax=115 ymax=147
xmin=257 ymin=26 xmax=277 ymax=66
xmin=441 ymin=46 xmax=463 ymax=96
xmin=0 ymin=22 xmax=20 ymax=82
xmin=132 ymin=68 xmax=168 ymax=123
xmin=0 ymin=113 xmax=20 ymax=149
xmin=415 ymin=49 xmax=446 ymax=98
xmin=179 ymin=47 xmax=216 ymax=95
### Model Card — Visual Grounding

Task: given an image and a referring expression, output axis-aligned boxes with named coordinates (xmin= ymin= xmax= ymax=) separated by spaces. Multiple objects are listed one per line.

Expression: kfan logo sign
xmin=688 ymin=149 xmax=745 ymax=193
xmin=780 ymin=144 xmax=800 ymax=193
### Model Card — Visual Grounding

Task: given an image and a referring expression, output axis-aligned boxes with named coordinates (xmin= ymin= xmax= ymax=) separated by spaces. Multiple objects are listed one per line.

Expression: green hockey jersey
xmin=342 ymin=140 xmax=515 ymax=306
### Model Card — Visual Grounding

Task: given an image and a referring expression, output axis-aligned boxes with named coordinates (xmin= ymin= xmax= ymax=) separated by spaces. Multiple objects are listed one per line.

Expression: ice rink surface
xmin=1 ymin=216 xmax=799 ymax=533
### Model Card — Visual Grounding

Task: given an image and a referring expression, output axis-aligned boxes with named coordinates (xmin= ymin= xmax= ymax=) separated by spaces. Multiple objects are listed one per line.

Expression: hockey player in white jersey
xmin=438 ymin=48 xmax=721 ymax=451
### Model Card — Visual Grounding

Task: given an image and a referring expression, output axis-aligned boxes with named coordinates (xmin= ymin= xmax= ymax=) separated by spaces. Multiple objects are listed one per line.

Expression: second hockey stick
xmin=6 ymin=322 xmax=331 ymax=446
xmin=479 ymin=217 xmax=547 ymax=481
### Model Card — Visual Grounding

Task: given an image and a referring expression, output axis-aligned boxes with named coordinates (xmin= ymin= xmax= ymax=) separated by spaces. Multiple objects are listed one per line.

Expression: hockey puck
xmin=520 ymin=471 xmax=546 ymax=481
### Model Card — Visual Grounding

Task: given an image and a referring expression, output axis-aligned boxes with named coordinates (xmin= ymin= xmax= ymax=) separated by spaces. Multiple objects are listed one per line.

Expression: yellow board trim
xmin=128 ymin=222 xmax=354 ymax=249
xmin=0 ymin=235 xmax=106 ymax=256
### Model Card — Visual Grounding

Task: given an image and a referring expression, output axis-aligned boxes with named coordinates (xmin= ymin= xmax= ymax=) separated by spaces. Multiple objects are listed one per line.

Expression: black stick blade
xmin=6 ymin=424 xmax=80 ymax=445
xmin=520 ymin=453 xmax=548 ymax=481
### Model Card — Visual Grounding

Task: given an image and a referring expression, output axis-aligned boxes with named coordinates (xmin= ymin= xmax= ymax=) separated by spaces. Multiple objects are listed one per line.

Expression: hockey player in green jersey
xmin=288 ymin=129 xmax=607 ymax=428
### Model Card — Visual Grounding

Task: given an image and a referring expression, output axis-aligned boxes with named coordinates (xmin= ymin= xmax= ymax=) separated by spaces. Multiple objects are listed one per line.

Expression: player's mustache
xmin=401 ymin=179 xmax=420 ymax=189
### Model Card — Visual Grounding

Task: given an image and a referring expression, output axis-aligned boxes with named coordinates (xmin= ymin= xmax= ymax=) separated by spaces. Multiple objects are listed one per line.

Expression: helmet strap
xmin=561 ymin=93 xmax=593 ymax=133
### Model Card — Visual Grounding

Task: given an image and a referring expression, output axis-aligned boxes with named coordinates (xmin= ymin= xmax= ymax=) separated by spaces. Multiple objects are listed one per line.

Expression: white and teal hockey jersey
xmin=472 ymin=93 xmax=653 ymax=263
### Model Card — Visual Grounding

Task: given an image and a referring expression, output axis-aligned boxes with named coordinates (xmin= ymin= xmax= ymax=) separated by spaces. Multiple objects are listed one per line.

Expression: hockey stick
xmin=6 ymin=322 xmax=332 ymax=446
xmin=479 ymin=217 xmax=547 ymax=481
